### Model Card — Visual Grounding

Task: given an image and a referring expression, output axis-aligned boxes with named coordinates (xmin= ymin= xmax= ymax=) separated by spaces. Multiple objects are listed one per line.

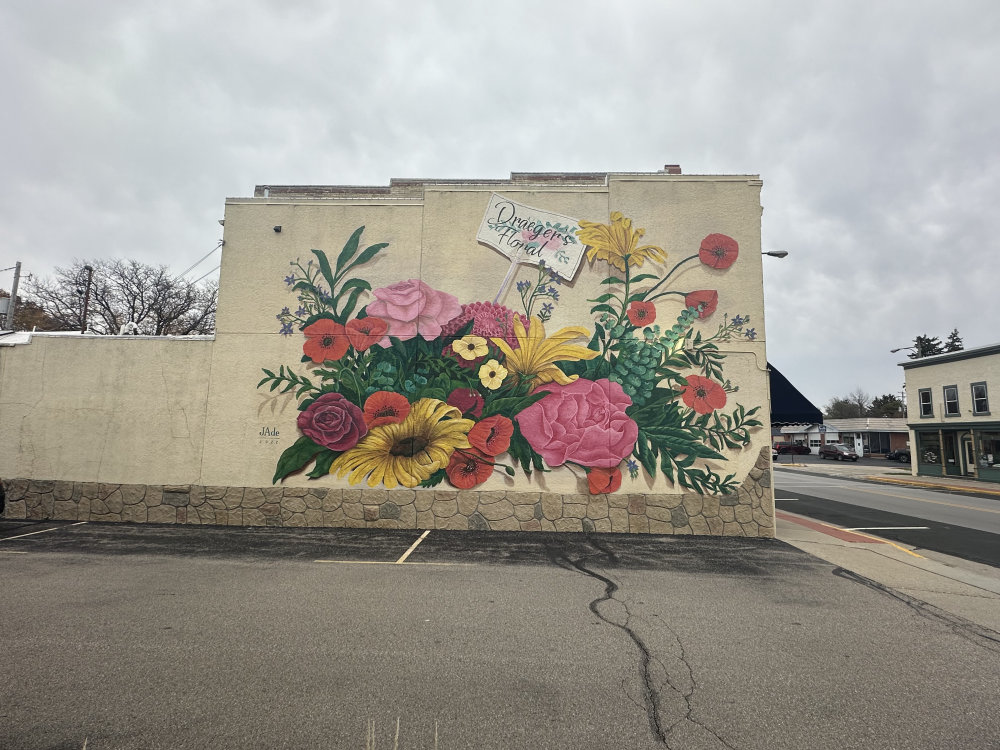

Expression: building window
xmin=971 ymin=382 xmax=989 ymax=415
xmin=943 ymin=385 xmax=960 ymax=417
xmin=809 ymin=439 xmax=821 ymax=447
xmin=918 ymin=388 xmax=933 ymax=418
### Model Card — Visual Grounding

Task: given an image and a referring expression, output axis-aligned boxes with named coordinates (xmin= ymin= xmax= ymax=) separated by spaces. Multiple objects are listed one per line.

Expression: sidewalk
xmin=774 ymin=460 xmax=1000 ymax=636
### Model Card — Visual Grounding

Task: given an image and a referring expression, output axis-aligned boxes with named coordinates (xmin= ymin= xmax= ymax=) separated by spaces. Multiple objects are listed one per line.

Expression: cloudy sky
xmin=3 ymin=0 xmax=998 ymax=409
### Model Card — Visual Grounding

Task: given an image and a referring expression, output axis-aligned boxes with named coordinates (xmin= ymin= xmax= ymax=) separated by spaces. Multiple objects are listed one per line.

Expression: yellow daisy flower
xmin=576 ymin=211 xmax=667 ymax=272
xmin=491 ymin=316 xmax=599 ymax=387
xmin=330 ymin=398 xmax=472 ymax=488
xmin=452 ymin=334 xmax=489 ymax=361
xmin=478 ymin=359 xmax=507 ymax=390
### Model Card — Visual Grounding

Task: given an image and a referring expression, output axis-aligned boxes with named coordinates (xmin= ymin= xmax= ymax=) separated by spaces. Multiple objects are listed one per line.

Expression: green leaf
xmin=334 ymin=226 xmax=365 ymax=275
xmin=307 ymin=450 xmax=337 ymax=479
xmin=628 ymin=273 xmax=659 ymax=283
xmin=348 ymin=242 xmax=389 ymax=270
xmin=600 ymin=276 xmax=626 ymax=285
xmin=589 ymin=303 xmax=617 ymax=315
xmin=590 ymin=292 xmax=618 ymax=303
xmin=312 ymin=248 xmax=337 ymax=292
xmin=419 ymin=468 xmax=447 ymax=488
xmin=482 ymin=391 xmax=546 ymax=418
xmin=272 ymin=436 xmax=326 ymax=483
xmin=337 ymin=283 xmax=369 ymax=324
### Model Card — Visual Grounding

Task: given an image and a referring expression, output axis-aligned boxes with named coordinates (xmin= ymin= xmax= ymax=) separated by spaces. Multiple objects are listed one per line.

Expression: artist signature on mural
xmin=258 ymin=426 xmax=281 ymax=445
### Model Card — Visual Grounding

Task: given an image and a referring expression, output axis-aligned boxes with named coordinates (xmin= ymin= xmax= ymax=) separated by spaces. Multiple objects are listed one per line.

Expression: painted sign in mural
xmin=262 ymin=211 xmax=761 ymax=495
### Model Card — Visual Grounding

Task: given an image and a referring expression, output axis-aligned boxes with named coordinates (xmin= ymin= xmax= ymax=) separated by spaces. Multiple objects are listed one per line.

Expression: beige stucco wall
xmin=1 ymin=171 xmax=776 ymax=534
xmin=0 ymin=335 xmax=213 ymax=484
xmin=202 ymin=174 xmax=769 ymax=494
xmin=904 ymin=349 xmax=999 ymax=421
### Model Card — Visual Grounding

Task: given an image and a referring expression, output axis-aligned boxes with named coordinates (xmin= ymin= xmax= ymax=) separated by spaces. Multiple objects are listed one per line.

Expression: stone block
xmin=431 ymin=499 xmax=458 ymax=518
xmin=540 ymin=493 xmax=562 ymax=521
xmin=592 ymin=518 xmax=612 ymax=533
xmin=379 ymin=502 xmax=401 ymax=520
xmin=646 ymin=505 xmax=672 ymax=522
xmin=469 ymin=512 xmax=490 ymax=531
xmin=457 ymin=492 xmax=480 ymax=516
xmin=682 ymin=493 xmax=703 ymax=517
xmin=540 ymin=519 xmax=557 ymax=531
xmin=284 ymin=513 xmax=308 ymax=527
xmin=752 ymin=507 xmax=773 ymax=527
xmin=490 ymin=517 xmax=520 ymax=532
xmin=363 ymin=506 xmax=379 ymax=522
xmin=52 ymin=501 xmax=78 ymax=521
xmin=608 ymin=493 xmax=629 ymax=508
xmin=722 ymin=521 xmax=744 ymax=536
xmin=509 ymin=492 xmax=539 ymax=506
xmin=628 ymin=495 xmax=647 ymax=515
xmin=689 ymin=515 xmax=710 ymax=535
xmin=242 ymin=489 xmax=267 ymax=509
xmin=244 ymin=508 xmax=268 ymax=527
xmin=587 ymin=497 xmax=609 ymax=520
xmin=122 ymin=505 xmax=148 ymax=523
xmin=437 ymin=515 xmax=468 ymax=530
xmin=322 ymin=509 xmax=347 ymax=527
xmin=581 ymin=518 xmax=595 ymax=533
xmin=740 ymin=521 xmax=759 ymax=537
xmin=720 ymin=493 xmax=739 ymax=506
xmin=163 ymin=490 xmax=190 ymax=508
xmin=706 ymin=516 xmax=724 ymax=535
xmin=719 ymin=505 xmax=736 ymax=523
xmin=416 ymin=510 xmax=435 ymax=528
xmin=414 ymin=492 xmax=435 ymax=512
xmin=648 ymin=519 xmax=673 ymax=534
xmin=629 ymin=515 xmax=649 ymax=533
xmin=478 ymin=491 xmax=507 ymax=506
xmin=4 ymin=500 xmax=27 ymax=519
xmin=519 ymin=519 xmax=542 ymax=531
xmin=609 ymin=508 xmax=629 ymax=532
xmin=175 ymin=507 xmax=187 ymax=524
xmin=145 ymin=487 xmax=163 ymax=507
xmin=104 ymin=491 xmax=125 ymax=515
xmin=479 ymin=500 xmax=514 ymax=521
xmin=563 ymin=503 xmax=587 ymax=519
xmin=513 ymin=504 xmax=536 ymax=521
xmin=120 ymin=485 xmax=146 ymax=505
xmin=29 ymin=479 xmax=55 ymax=495
xmin=388 ymin=489 xmax=416 ymax=506
xmin=670 ymin=506 xmax=689 ymax=528
xmin=283 ymin=496 xmax=308 ymax=514
xmin=398 ymin=504 xmax=417 ymax=527
xmin=148 ymin=505 xmax=177 ymax=524
xmin=701 ymin=494 xmax=720 ymax=518
xmin=554 ymin=518 xmax=583 ymax=532
xmin=304 ymin=509 xmax=323 ymax=526
xmin=53 ymin=481 xmax=75 ymax=502
xmin=735 ymin=504 xmax=753 ymax=524
xmin=321 ymin=489 xmax=343 ymax=512
xmin=304 ymin=492 xmax=324 ymax=510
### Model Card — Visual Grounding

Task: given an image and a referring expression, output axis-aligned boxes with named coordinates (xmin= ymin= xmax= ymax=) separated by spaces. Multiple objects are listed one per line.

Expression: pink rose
xmin=367 ymin=279 xmax=462 ymax=346
xmin=516 ymin=378 xmax=638 ymax=469
xmin=297 ymin=392 xmax=367 ymax=451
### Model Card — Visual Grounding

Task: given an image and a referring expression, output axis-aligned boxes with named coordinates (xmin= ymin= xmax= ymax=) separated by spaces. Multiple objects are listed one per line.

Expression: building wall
xmin=903 ymin=345 xmax=1000 ymax=481
xmin=2 ymin=172 xmax=776 ymax=534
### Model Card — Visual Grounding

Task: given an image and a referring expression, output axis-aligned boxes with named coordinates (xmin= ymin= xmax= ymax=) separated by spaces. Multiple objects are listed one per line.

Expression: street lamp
xmin=890 ymin=345 xmax=917 ymax=354
xmin=762 ymin=250 xmax=789 ymax=258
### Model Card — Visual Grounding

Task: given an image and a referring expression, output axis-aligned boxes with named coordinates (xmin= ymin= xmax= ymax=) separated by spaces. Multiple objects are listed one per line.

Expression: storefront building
xmin=902 ymin=343 xmax=1000 ymax=483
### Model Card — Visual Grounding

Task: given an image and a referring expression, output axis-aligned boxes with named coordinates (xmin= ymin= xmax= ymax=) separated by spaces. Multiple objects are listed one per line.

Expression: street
xmin=773 ymin=463 xmax=1000 ymax=566
xmin=2 ymin=520 xmax=999 ymax=749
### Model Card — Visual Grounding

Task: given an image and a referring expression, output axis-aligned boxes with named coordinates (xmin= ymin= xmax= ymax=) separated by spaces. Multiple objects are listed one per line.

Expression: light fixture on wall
xmin=762 ymin=250 xmax=788 ymax=258
xmin=273 ymin=225 xmax=282 ymax=233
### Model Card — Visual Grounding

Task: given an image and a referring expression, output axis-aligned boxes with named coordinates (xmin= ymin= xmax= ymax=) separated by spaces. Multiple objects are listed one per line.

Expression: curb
xmin=864 ymin=475 xmax=1000 ymax=497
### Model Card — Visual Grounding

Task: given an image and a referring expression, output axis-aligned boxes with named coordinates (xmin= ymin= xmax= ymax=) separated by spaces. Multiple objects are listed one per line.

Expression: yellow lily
xmin=577 ymin=211 xmax=667 ymax=272
xmin=491 ymin=316 xmax=599 ymax=387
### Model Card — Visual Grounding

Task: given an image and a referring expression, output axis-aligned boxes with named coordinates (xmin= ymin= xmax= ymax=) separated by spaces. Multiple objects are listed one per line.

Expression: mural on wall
xmin=260 ymin=208 xmax=761 ymax=495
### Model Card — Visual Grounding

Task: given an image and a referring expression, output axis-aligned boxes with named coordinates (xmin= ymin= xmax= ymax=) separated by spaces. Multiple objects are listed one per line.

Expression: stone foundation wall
xmin=2 ymin=449 xmax=773 ymax=537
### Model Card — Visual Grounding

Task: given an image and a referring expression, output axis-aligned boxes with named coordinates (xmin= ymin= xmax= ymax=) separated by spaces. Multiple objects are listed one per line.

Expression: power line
xmin=190 ymin=265 xmax=221 ymax=285
xmin=176 ymin=240 xmax=223 ymax=280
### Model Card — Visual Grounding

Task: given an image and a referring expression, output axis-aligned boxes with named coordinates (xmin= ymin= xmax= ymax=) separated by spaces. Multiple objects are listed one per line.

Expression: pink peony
xmin=516 ymin=378 xmax=638 ymax=469
xmin=367 ymin=279 xmax=462 ymax=346
xmin=297 ymin=392 xmax=367 ymax=451
xmin=439 ymin=301 xmax=529 ymax=349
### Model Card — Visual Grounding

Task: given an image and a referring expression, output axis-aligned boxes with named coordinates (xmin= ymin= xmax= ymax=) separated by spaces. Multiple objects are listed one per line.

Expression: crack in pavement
xmin=547 ymin=537 xmax=738 ymax=749
xmin=832 ymin=567 xmax=1000 ymax=654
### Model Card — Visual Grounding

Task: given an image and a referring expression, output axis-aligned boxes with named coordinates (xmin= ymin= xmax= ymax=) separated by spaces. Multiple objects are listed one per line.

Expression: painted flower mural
xmin=262 ymin=217 xmax=761 ymax=494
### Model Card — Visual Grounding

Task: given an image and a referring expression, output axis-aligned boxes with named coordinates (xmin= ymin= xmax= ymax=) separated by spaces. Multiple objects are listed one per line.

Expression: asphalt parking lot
xmin=3 ymin=520 xmax=999 ymax=749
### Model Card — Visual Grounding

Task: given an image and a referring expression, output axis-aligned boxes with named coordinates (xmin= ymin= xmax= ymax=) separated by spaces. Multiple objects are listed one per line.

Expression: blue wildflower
xmin=540 ymin=302 xmax=554 ymax=315
xmin=284 ymin=275 xmax=295 ymax=286
xmin=295 ymin=307 xmax=307 ymax=317
xmin=547 ymin=287 xmax=559 ymax=300
xmin=744 ymin=328 xmax=757 ymax=341
xmin=626 ymin=459 xmax=639 ymax=478
xmin=279 ymin=322 xmax=294 ymax=336
xmin=516 ymin=280 xmax=531 ymax=293
xmin=732 ymin=315 xmax=744 ymax=327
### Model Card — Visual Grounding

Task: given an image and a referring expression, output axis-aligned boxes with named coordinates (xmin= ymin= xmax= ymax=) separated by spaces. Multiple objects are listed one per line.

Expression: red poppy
xmin=446 ymin=447 xmax=494 ymax=489
xmin=302 ymin=319 xmax=349 ymax=363
xmin=362 ymin=391 xmax=411 ymax=427
xmin=626 ymin=300 xmax=656 ymax=327
xmin=698 ymin=234 xmax=739 ymax=270
xmin=681 ymin=375 xmax=727 ymax=414
xmin=467 ymin=415 xmax=514 ymax=456
xmin=447 ymin=387 xmax=485 ymax=418
xmin=345 ymin=317 xmax=388 ymax=352
xmin=588 ymin=466 xmax=622 ymax=495
xmin=684 ymin=290 xmax=718 ymax=319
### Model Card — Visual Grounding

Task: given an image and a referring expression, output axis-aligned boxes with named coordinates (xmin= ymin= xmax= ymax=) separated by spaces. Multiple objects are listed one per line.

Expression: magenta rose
xmin=516 ymin=378 xmax=638 ymax=469
xmin=297 ymin=392 xmax=367 ymax=451
xmin=366 ymin=279 xmax=462 ymax=346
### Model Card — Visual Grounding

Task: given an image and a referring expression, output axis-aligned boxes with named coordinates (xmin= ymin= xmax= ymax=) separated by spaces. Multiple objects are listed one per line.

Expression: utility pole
xmin=3 ymin=261 xmax=20 ymax=329
xmin=80 ymin=264 xmax=93 ymax=334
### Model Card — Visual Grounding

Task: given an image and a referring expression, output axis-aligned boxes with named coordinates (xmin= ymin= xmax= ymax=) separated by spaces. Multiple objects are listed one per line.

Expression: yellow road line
xmin=868 ymin=476 xmax=1000 ymax=497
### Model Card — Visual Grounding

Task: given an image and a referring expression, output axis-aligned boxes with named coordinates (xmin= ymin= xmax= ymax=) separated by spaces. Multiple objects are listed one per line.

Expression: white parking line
xmin=0 ymin=522 xmax=86 ymax=542
xmin=396 ymin=530 xmax=431 ymax=564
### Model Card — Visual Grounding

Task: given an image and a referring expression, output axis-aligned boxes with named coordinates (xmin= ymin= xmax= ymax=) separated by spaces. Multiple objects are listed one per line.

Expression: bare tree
xmin=26 ymin=259 xmax=217 ymax=335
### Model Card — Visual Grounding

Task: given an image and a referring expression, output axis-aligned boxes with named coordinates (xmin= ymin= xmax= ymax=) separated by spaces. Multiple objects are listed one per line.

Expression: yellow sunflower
xmin=491 ymin=316 xmax=599 ymax=387
xmin=330 ymin=398 xmax=473 ymax=488
xmin=576 ymin=211 xmax=667 ymax=271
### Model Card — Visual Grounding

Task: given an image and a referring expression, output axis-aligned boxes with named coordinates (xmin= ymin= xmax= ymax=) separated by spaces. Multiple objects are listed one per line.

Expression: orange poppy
xmin=626 ymin=300 xmax=656 ymax=327
xmin=681 ymin=375 xmax=727 ymax=414
xmin=363 ymin=391 xmax=411 ymax=427
xmin=588 ymin=466 xmax=622 ymax=494
xmin=684 ymin=290 xmax=718 ymax=319
xmin=345 ymin=317 xmax=388 ymax=352
xmin=446 ymin=447 xmax=494 ymax=489
xmin=303 ymin=319 xmax=349 ymax=363
xmin=699 ymin=234 xmax=739 ymax=269
xmin=467 ymin=415 xmax=513 ymax=456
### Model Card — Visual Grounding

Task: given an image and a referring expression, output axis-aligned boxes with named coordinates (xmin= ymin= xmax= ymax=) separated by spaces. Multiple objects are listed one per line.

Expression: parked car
xmin=886 ymin=449 xmax=911 ymax=463
xmin=819 ymin=444 xmax=859 ymax=461
xmin=775 ymin=443 xmax=811 ymax=455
